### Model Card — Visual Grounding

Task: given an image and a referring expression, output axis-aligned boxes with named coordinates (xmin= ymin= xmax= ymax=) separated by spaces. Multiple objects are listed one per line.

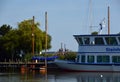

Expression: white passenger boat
xmin=55 ymin=34 xmax=120 ymax=72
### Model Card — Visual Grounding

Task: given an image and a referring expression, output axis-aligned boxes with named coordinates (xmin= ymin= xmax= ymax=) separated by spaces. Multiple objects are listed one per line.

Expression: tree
xmin=41 ymin=32 xmax=52 ymax=50
xmin=58 ymin=51 xmax=77 ymax=61
xmin=2 ymin=29 xmax=19 ymax=61
xmin=91 ymin=31 xmax=98 ymax=35
xmin=0 ymin=19 xmax=52 ymax=61
xmin=0 ymin=24 xmax=13 ymax=61
xmin=17 ymin=19 xmax=52 ymax=54
xmin=0 ymin=24 xmax=12 ymax=36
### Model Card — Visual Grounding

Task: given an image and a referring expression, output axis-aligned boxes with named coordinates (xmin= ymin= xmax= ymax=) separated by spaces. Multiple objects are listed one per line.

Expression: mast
xmin=45 ymin=11 xmax=48 ymax=82
xmin=32 ymin=16 xmax=35 ymax=56
xmin=108 ymin=6 xmax=110 ymax=34
xmin=45 ymin=12 xmax=48 ymax=53
xmin=90 ymin=0 xmax=92 ymax=33
xmin=89 ymin=0 xmax=93 ymax=34
xmin=61 ymin=42 xmax=63 ymax=51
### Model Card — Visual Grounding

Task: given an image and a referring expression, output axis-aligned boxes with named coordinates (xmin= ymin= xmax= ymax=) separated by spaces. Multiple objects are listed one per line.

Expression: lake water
xmin=0 ymin=68 xmax=120 ymax=82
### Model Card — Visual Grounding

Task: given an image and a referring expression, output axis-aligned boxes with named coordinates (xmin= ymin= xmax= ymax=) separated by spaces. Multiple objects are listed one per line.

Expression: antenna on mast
xmin=98 ymin=18 xmax=106 ymax=34
xmin=89 ymin=0 xmax=93 ymax=33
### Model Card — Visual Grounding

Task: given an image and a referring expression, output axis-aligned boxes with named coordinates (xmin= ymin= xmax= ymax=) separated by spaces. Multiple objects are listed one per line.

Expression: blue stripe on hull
xmin=77 ymin=52 xmax=120 ymax=53
xmin=68 ymin=62 xmax=120 ymax=66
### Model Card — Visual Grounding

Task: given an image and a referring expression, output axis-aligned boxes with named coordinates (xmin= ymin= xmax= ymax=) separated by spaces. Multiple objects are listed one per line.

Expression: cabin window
xmin=97 ymin=56 xmax=109 ymax=63
xmin=112 ymin=56 xmax=120 ymax=63
xmin=77 ymin=55 xmax=80 ymax=62
xmin=81 ymin=55 xmax=85 ymax=63
xmin=118 ymin=37 xmax=120 ymax=43
xmin=95 ymin=37 xmax=104 ymax=45
xmin=105 ymin=37 xmax=118 ymax=45
xmin=87 ymin=55 xmax=94 ymax=63
xmin=78 ymin=38 xmax=83 ymax=45
xmin=83 ymin=37 xmax=90 ymax=45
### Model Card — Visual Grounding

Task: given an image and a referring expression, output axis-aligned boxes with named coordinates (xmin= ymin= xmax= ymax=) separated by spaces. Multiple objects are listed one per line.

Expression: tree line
xmin=0 ymin=19 xmax=51 ymax=62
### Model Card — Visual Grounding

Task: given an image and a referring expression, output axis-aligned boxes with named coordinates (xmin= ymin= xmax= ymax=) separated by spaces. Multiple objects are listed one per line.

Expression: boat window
xmin=78 ymin=38 xmax=83 ymax=45
xmin=118 ymin=37 xmax=120 ymax=43
xmin=81 ymin=55 xmax=85 ymax=63
xmin=87 ymin=55 xmax=94 ymax=63
xmin=77 ymin=55 xmax=80 ymax=62
xmin=95 ymin=37 xmax=104 ymax=45
xmin=83 ymin=37 xmax=90 ymax=45
xmin=105 ymin=37 xmax=118 ymax=45
xmin=112 ymin=56 xmax=120 ymax=63
xmin=97 ymin=56 xmax=109 ymax=63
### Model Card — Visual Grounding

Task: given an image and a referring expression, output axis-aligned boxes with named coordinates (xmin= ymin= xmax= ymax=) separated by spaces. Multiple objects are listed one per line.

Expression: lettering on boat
xmin=106 ymin=47 xmax=120 ymax=52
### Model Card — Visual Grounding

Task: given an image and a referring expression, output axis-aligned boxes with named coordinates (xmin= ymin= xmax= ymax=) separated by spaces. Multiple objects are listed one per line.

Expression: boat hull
xmin=55 ymin=60 xmax=120 ymax=72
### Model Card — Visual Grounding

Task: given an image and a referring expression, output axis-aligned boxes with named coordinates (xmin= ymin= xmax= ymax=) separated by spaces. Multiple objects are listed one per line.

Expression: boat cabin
xmin=74 ymin=34 xmax=120 ymax=45
xmin=74 ymin=34 xmax=120 ymax=64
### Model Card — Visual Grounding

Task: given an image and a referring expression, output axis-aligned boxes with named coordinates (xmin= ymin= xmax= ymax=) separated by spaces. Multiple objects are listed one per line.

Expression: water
xmin=0 ymin=68 xmax=120 ymax=82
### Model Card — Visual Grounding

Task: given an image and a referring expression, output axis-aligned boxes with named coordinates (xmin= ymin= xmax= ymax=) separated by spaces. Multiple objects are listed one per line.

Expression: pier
xmin=0 ymin=61 xmax=58 ymax=70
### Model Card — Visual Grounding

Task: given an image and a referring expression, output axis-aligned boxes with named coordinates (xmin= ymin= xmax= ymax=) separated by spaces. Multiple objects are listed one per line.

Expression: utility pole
xmin=32 ymin=16 xmax=35 ymax=56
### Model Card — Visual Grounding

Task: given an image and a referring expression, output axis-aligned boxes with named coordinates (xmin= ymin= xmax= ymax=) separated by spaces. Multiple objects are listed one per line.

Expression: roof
xmin=73 ymin=34 xmax=120 ymax=37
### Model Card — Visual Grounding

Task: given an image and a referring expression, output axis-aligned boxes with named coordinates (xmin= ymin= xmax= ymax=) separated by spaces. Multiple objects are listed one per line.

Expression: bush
xmin=58 ymin=51 xmax=77 ymax=61
xmin=23 ymin=53 xmax=33 ymax=62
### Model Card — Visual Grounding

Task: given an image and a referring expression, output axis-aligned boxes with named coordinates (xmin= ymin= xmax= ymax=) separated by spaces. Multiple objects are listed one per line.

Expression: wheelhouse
xmin=74 ymin=34 xmax=120 ymax=64
xmin=74 ymin=34 xmax=120 ymax=46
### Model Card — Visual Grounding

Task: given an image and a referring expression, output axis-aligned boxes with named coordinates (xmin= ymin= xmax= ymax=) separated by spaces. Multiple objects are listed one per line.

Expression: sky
xmin=0 ymin=0 xmax=120 ymax=51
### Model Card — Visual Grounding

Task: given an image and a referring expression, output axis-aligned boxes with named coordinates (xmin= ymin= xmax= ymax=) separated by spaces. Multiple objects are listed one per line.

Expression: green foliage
xmin=2 ymin=29 xmax=19 ymax=54
xmin=0 ymin=18 xmax=52 ymax=61
xmin=0 ymin=24 xmax=12 ymax=36
xmin=40 ymin=53 xmax=54 ymax=57
xmin=91 ymin=31 xmax=98 ymax=35
xmin=24 ymin=53 xmax=33 ymax=62
xmin=65 ymin=52 xmax=77 ymax=60
xmin=58 ymin=55 xmax=65 ymax=60
xmin=17 ymin=19 xmax=52 ymax=53
xmin=0 ymin=25 xmax=14 ymax=61
xmin=58 ymin=51 xmax=77 ymax=61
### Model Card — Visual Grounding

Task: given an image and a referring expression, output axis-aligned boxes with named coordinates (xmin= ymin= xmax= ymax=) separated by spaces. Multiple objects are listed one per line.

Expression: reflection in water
xmin=51 ymin=72 xmax=120 ymax=82
xmin=0 ymin=69 xmax=120 ymax=82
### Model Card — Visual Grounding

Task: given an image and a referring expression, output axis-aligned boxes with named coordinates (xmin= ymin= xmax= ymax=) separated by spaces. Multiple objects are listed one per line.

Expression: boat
xmin=55 ymin=34 xmax=120 ymax=72
xmin=32 ymin=55 xmax=58 ymax=61
xmin=55 ymin=6 xmax=120 ymax=72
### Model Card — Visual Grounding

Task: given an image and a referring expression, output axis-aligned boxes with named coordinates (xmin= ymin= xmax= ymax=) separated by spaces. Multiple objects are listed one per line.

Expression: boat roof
xmin=73 ymin=34 xmax=120 ymax=37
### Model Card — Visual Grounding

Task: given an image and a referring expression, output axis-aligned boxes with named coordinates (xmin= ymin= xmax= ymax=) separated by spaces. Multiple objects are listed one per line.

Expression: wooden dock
xmin=0 ymin=62 xmax=45 ymax=65
xmin=0 ymin=61 xmax=59 ymax=70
